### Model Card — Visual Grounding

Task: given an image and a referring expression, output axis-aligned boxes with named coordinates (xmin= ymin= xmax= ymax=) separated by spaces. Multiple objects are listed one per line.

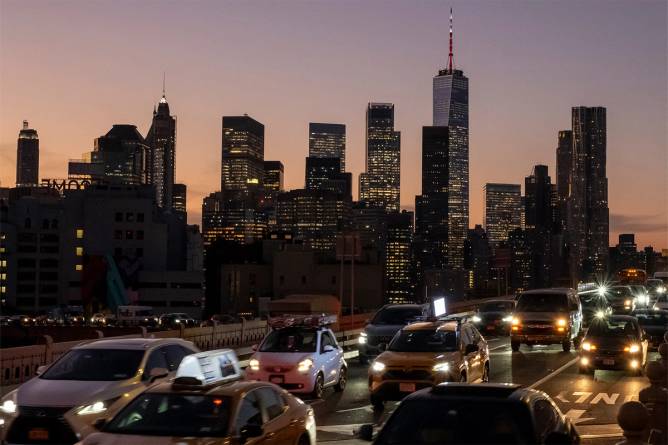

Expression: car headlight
xmin=432 ymin=362 xmax=450 ymax=372
xmin=0 ymin=392 xmax=17 ymax=414
xmin=77 ymin=401 xmax=107 ymax=415
xmin=582 ymin=342 xmax=596 ymax=351
xmin=595 ymin=310 xmax=606 ymax=319
xmin=597 ymin=285 xmax=608 ymax=296
xmin=358 ymin=332 xmax=367 ymax=344
xmin=502 ymin=316 xmax=512 ymax=322
xmin=371 ymin=361 xmax=386 ymax=373
xmin=658 ymin=286 xmax=666 ymax=294
xmin=556 ymin=318 xmax=567 ymax=327
xmin=472 ymin=316 xmax=481 ymax=323
xmin=248 ymin=358 xmax=260 ymax=371
xmin=624 ymin=299 xmax=632 ymax=306
xmin=297 ymin=359 xmax=314 ymax=373
xmin=511 ymin=317 xmax=521 ymax=326
xmin=624 ymin=344 xmax=640 ymax=353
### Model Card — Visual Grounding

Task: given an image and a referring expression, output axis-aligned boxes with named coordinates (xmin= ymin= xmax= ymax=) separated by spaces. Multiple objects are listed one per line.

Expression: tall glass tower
xmin=432 ymin=8 xmax=469 ymax=271
xmin=145 ymin=89 xmax=176 ymax=209
xmin=16 ymin=120 xmax=39 ymax=187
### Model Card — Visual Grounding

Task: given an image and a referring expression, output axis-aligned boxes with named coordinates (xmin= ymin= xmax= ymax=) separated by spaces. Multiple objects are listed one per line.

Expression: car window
xmin=469 ymin=325 xmax=483 ymax=343
xmin=533 ymin=399 xmax=560 ymax=439
xmin=460 ymin=326 xmax=473 ymax=346
xmin=320 ymin=332 xmax=336 ymax=352
xmin=143 ymin=348 xmax=169 ymax=380
xmin=235 ymin=390 xmax=263 ymax=433
xmin=256 ymin=387 xmax=287 ymax=421
xmin=163 ymin=345 xmax=189 ymax=371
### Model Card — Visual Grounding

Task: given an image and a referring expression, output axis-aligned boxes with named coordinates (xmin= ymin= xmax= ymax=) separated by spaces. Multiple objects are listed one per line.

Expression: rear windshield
xmin=389 ymin=329 xmax=457 ymax=352
xmin=375 ymin=399 xmax=534 ymax=444
xmin=372 ymin=307 xmax=424 ymax=326
xmin=515 ymin=293 xmax=567 ymax=312
xmin=587 ymin=318 xmax=638 ymax=338
xmin=106 ymin=393 xmax=231 ymax=437
xmin=479 ymin=302 xmax=513 ymax=312
xmin=41 ymin=349 xmax=144 ymax=381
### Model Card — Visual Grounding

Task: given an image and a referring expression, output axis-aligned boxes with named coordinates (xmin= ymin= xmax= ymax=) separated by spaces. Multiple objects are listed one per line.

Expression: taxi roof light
xmin=174 ymin=349 xmax=242 ymax=389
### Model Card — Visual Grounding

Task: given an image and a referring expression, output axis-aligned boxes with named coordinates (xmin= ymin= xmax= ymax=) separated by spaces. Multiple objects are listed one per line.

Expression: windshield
xmin=375 ymin=399 xmax=533 ymax=445
xmin=606 ymin=287 xmax=632 ymax=300
xmin=106 ymin=393 xmax=231 ymax=437
xmin=41 ymin=349 xmax=144 ymax=381
xmin=628 ymin=286 xmax=646 ymax=294
xmin=633 ymin=312 xmax=668 ymax=326
xmin=515 ymin=293 xmax=567 ymax=312
xmin=389 ymin=329 xmax=457 ymax=352
xmin=480 ymin=302 xmax=513 ymax=312
xmin=372 ymin=307 xmax=424 ymax=325
xmin=579 ymin=294 xmax=606 ymax=309
xmin=587 ymin=318 xmax=638 ymax=338
xmin=260 ymin=327 xmax=317 ymax=352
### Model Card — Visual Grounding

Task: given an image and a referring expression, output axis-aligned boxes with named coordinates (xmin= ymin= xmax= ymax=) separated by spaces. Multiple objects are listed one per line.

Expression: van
xmin=510 ymin=288 xmax=583 ymax=352
xmin=116 ymin=305 xmax=157 ymax=326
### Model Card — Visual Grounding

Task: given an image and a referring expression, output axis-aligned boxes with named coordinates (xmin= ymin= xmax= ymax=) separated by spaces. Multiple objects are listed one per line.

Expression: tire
xmin=511 ymin=341 xmax=520 ymax=352
xmin=460 ymin=373 xmax=467 ymax=383
xmin=562 ymin=340 xmax=571 ymax=352
xmin=370 ymin=394 xmax=384 ymax=411
xmin=482 ymin=363 xmax=490 ymax=382
xmin=297 ymin=433 xmax=311 ymax=445
xmin=312 ymin=373 xmax=324 ymax=399
xmin=334 ymin=367 xmax=347 ymax=392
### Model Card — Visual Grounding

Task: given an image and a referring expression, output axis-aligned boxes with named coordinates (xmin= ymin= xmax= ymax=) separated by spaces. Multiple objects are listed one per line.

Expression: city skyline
xmin=1 ymin=1 xmax=666 ymax=249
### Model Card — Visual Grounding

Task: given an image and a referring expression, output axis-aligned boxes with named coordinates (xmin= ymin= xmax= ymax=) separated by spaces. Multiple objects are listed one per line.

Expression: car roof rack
xmin=173 ymin=349 xmax=242 ymax=390
xmin=268 ymin=313 xmax=337 ymax=329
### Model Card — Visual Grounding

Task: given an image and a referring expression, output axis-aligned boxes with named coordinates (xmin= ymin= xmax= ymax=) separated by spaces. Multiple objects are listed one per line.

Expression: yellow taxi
xmin=368 ymin=318 xmax=489 ymax=410
xmin=75 ymin=350 xmax=316 ymax=445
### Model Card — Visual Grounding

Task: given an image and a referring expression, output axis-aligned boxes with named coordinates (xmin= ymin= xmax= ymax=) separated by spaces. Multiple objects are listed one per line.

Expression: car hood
xmin=376 ymin=350 xmax=459 ymax=367
xmin=17 ymin=377 xmax=139 ymax=407
xmin=364 ymin=324 xmax=405 ymax=337
xmin=82 ymin=432 xmax=229 ymax=445
xmin=513 ymin=311 xmax=568 ymax=322
xmin=251 ymin=351 xmax=313 ymax=366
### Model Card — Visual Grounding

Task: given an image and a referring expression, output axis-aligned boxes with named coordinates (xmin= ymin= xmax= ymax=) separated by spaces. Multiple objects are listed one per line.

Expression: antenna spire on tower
xmin=447 ymin=7 xmax=454 ymax=74
xmin=162 ymin=72 xmax=166 ymax=97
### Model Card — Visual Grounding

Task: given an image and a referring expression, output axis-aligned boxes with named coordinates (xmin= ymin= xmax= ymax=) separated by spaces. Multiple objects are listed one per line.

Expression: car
xmin=368 ymin=319 xmax=489 ymax=410
xmin=245 ymin=314 xmax=347 ymax=399
xmin=359 ymin=383 xmax=579 ymax=444
xmin=90 ymin=312 xmax=110 ymax=327
xmin=578 ymin=315 xmax=649 ymax=376
xmin=358 ymin=304 xmax=427 ymax=364
xmin=510 ymin=288 xmax=583 ymax=352
xmin=0 ymin=338 xmax=199 ymax=445
xmin=578 ymin=290 xmax=611 ymax=326
xmin=632 ymin=309 xmax=668 ymax=348
xmin=605 ymin=285 xmax=636 ymax=314
xmin=646 ymin=278 xmax=665 ymax=298
xmin=653 ymin=293 xmax=668 ymax=311
xmin=471 ymin=299 xmax=515 ymax=334
xmin=628 ymin=285 xmax=651 ymax=308
xmin=158 ymin=312 xmax=197 ymax=328
xmin=76 ymin=349 xmax=317 ymax=445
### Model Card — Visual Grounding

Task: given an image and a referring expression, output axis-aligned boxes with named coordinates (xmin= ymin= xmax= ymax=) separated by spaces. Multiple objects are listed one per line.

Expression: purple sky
xmin=1 ymin=0 xmax=666 ymax=249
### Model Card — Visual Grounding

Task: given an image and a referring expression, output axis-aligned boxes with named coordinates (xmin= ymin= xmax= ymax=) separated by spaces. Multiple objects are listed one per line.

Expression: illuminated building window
xmin=0 ymin=286 xmax=5 ymax=294
xmin=76 ymin=247 xmax=84 ymax=256
xmin=76 ymin=229 xmax=84 ymax=239
xmin=0 ymin=247 xmax=4 ymax=253
xmin=0 ymin=260 xmax=6 ymax=268
xmin=75 ymin=264 xmax=83 ymax=271
xmin=0 ymin=273 xmax=5 ymax=280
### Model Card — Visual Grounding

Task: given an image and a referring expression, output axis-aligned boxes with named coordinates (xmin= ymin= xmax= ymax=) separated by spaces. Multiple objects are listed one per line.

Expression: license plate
xmin=399 ymin=383 xmax=416 ymax=392
xmin=28 ymin=428 xmax=49 ymax=441
xmin=269 ymin=375 xmax=284 ymax=384
xmin=603 ymin=359 xmax=615 ymax=366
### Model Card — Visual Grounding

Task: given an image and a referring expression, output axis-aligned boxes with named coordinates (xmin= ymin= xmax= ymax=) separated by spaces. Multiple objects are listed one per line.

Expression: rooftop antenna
xmin=162 ymin=71 xmax=166 ymax=97
xmin=447 ymin=7 xmax=454 ymax=74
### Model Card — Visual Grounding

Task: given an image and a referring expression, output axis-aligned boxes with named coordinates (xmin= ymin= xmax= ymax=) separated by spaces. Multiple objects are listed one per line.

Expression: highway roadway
xmin=307 ymin=336 xmax=654 ymax=444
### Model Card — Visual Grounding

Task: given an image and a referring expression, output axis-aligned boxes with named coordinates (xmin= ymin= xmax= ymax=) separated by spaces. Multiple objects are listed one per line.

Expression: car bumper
xmin=2 ymin=411 xmax=80 ymax=445
xmin=579 ymin=353 xmax=642 ymax=370
xmin=511 ymin=333 xmax=569 ymax=344
xmin=245 ymin=369 xmax=317 ymax=393
xmin=368 ymin=378 xmax=439 ymax=400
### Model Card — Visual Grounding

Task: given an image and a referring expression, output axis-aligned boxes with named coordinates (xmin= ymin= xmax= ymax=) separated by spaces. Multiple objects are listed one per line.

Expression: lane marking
xmin=572 ymin=392 xmax=592 ymax=404
xmin=489 ymin=344 xmax=509 ymax=351
xmin=564 ymin=409 xmax=595 ymax=425
xmin=528 ymin=357 xmax=578 ymax=389
xmin=591 ymin=393 xmax=619 ymax=405
xmin=335 ymin=404 xmax=373 ymax=413
xmin=317 ymin=423 xmax=364 ymax=435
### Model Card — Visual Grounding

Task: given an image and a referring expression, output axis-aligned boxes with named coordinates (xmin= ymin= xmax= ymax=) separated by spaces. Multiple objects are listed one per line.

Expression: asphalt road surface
xmin=307 ymin=336 xmax=654 ymax=444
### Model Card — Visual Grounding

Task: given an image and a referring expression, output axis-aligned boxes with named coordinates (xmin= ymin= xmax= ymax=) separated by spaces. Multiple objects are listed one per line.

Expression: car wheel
xmin=511 ymin=341 xmax=520 ymax=352
xmin=482 ymin=363 xmax=490 ymax=382
xmin=460 ymin=372 xmax=467 ymax=382
xmin=312 ymin=373 xmax=324 ymax=399
xmin=562 ymin=340 xmax=571 ymax=352
xmin=370 ymin=394 xmax=384 ymax=411
xmin=297 ymin=433 xmax=311 ymax=445
xmin=334 ymin=367 xmax=347 ymax=392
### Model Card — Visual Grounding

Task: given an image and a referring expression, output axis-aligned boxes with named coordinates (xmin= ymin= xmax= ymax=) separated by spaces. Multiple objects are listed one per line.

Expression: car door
xmin=470 ymin=325 xmax=487 ymax=378
xmin=234 ymin=389 xmax=268 ymax=444
xmin=142 ymin=347 xmax=169 ymax=382
xmin=460 ymin=325 xmax=480 ymax=382
xmin=319 ymin=330 xmax=339 ymax=385
xmin=256 ymin=387 xmax=297 ymax=445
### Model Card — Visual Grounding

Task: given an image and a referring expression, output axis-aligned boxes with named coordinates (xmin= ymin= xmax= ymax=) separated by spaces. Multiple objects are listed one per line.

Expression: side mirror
xmin=148 ymin=367 xmax=169 ymax=383
xmin=358 ymin=423 xmax=374 ymax=441
xmin=36 ymin=365 xmax=47 ymax=376
xmin=251 ymin=344 xmax=258 ymax=352
xmin=240 ymin=424 xmax=263 ymax=440
xmin=544 ymin=431 xmax=572 ymax=445
xmin=93 ymin=417 xmax=107 ymax=430
xmin=323 ymin=345 xmax=335 ymax=353
xmin=465 ymin=343 xmax=479 ymax=354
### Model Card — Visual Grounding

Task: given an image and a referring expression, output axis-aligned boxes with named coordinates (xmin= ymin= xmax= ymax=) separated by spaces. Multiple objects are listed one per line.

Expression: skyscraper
xmin=385 ymin=211 xmax=414 ymax=304
xmin=524 ymin=165 xmax=552 ymax=231
xmin=173 ymin=183 xmax=187 ymax=213
xmin=556 ymin=130 xmax=572 ymax=232
xmin=483 ymin=183 xmax=522 ymax=247
xmin=432 ymin=9 xmax=469 ymax=270
xmin=145 ymin=91 xmax=176 ymax=209
xmin=309 ymin=123 xmax=346 ymax=172
xmin=263 ymin=161 xmax=284 ymax=193
xmin=16 ymin=121 xmax=39 ymax=187
xmin=359 ymin=103 xmax=401 ymax=212
xmin=221 ymin=115 xmax=264 ymax=193
xmin=568 ymin=106 xmax=609 ymax=280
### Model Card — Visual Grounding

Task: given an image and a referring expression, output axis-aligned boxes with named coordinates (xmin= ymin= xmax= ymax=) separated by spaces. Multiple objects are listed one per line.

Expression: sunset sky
xmin=1 ymin=0 xmax=666 ymax=249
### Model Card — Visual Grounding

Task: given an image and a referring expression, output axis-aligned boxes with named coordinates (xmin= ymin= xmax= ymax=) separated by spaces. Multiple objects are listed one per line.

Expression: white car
xmin=0 ymin=338 xmax=198 ymax=444
xmin=245 ymin=315 xmax=347 ymax=398
xmin=653 ymin=294 xmax=668 ymax=311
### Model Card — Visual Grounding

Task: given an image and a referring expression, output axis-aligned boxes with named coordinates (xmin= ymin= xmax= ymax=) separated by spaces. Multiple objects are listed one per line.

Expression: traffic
xmin=1 ymin=271 xmax=667 ymax=444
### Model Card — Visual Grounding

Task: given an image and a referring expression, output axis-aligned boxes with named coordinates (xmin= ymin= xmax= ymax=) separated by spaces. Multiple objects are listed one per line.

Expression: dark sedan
xmin=359 ymin=383 xmax=579 ymax=444
xmin=632 ymin=309 xmax=668 ymax=348
xmin=579 ymin=291 xmax=611 ymax=327
xmin=579 ymin=315 xmax=649 ymax=376
xmin=472 ymin=300 xmax=515 ymax=334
